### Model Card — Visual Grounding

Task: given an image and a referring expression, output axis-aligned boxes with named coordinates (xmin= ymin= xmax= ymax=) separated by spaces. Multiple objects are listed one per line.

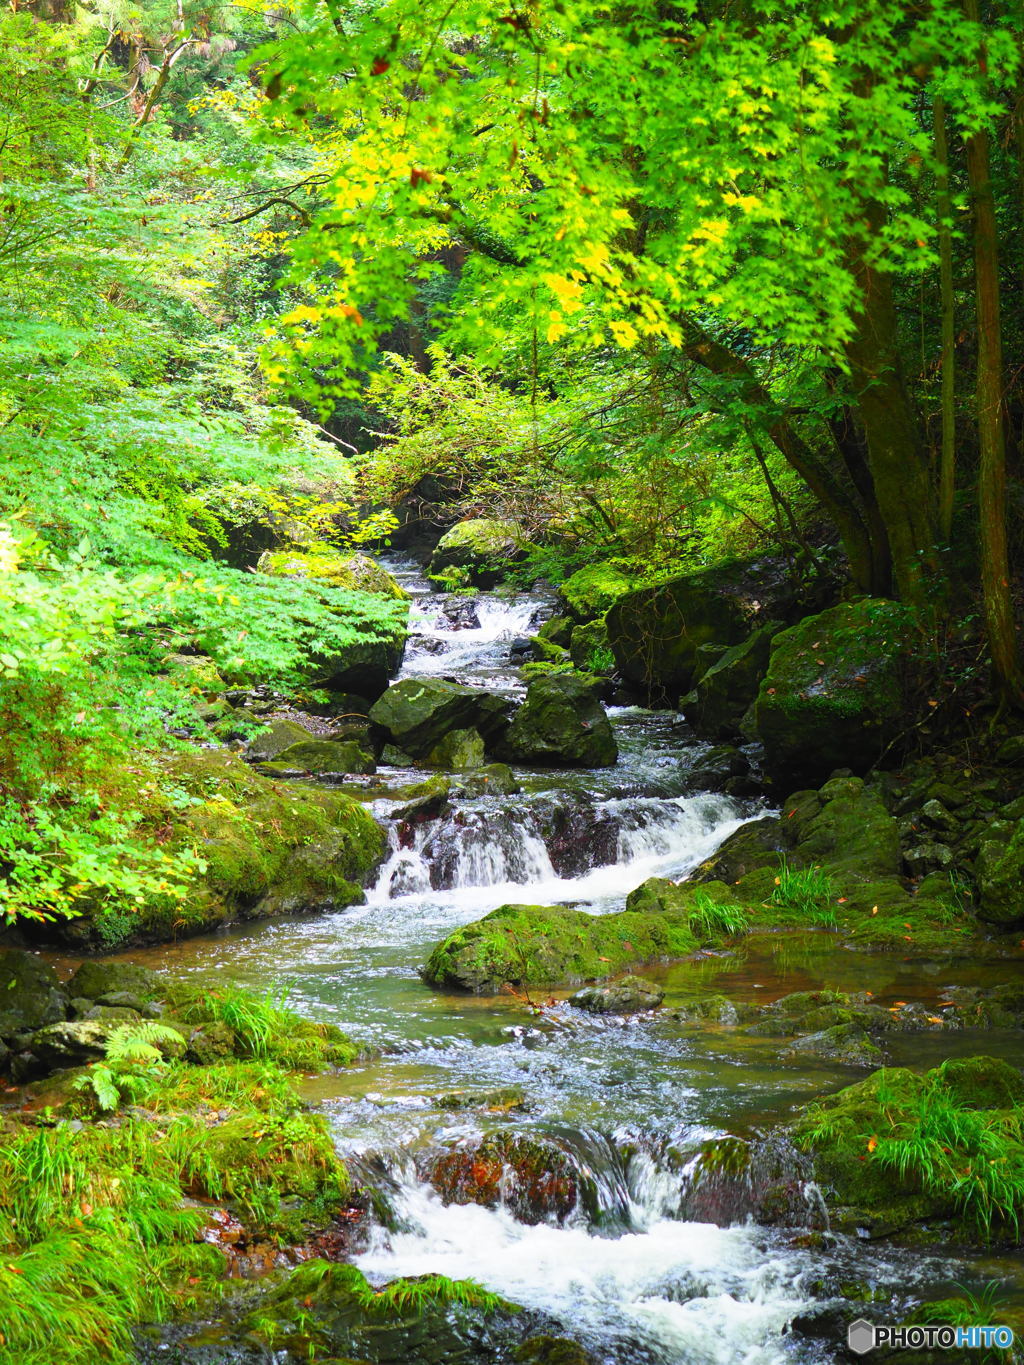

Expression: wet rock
xmin=534 ymin=614 xmax=574 ymax=647
xmin=754 ymin=599 xmax=919 ymax=788
xmin=684 ymin=744 xmax=750 ymax=793
xmin=422 ymin=727 xmax=486 ymax=770
xmin=682 ymin=620 xmax=782 ymax=740
xmin=270 ymin=739 xmax=376 ymax=775
xmin=682 ymin=1133 xmax=826 ymax=1230
xmin=606 ymin=568 xmax=751 ymax=700
xmin=428 ymin=1131 xmax=581 ymax=1224
xmin=452 ymin=763 xmax=521 ymax=798
xmin=692 ymin=817 xmax=781 ymax=883
xmin=392 ymin=777 xmax=453 ymax=824
xmin=246 ymin=716 xmax=313 ymax=763
xmin=381 ymin=744 xmax=416 ymax=767
xmin=239 ymin=1259 xmax=526 ymax=1364
xmin=497 ymin=673 xmax=617 ymax=768
xmin=0 ymin=950 xmax=69 ymax=1041
xmin=751 ymin=989 xmax=889 ymax=1037
xmin=423 ymin=902 xmax=699 ymax=993
xmin=996 ymin=734 xmax=1024 ymax=765
xmin=441 ymin=597 xmax=482 ymax=630
xmin=667 ymin=995 xmax=752 ymax=1025
xmin=428 ymin=517 xmax=526 ymax=587
xmin=515 ymin=1338 xmax=594 ymax=1365
xmin=81 ymin=1004 xmax=143 ymax=1023
xmin=509 ymin=635 xmax=536 ymax=663
xmin=781 ymin=1023 xmax=884 ymax=1069
xmin=66 ymin=960 xmax=160 ymax=1002
xmin=369 ymin=677 xmax=513 ymax=758
xmin=569 ymin=976 xmax=665 ymax=1014
xmin=435 ymin=1086 xmax=529 ymax=1114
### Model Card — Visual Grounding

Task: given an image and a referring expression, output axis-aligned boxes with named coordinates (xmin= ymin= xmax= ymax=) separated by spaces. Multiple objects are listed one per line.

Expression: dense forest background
xmin=2 ymin=0 xmax=1023 ymax=929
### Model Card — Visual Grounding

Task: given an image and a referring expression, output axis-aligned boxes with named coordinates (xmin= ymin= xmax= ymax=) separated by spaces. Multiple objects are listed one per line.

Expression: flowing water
xmin=95 ymin=560 xmax=1024 ymax=1363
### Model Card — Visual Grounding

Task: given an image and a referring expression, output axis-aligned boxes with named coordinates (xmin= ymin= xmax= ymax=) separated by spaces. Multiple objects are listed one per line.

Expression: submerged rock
xmin=369 ymin=677 xmax=513 ymax=758
xmin=428 ymin=517 xmax=526 ymax=587
xmin=422 ymin=902 xmax=699 ymax=993
xmin=569 ymin=975 xmax=664 ymax=1014
xmin=497 ymin=673 xmax=617 ymax=768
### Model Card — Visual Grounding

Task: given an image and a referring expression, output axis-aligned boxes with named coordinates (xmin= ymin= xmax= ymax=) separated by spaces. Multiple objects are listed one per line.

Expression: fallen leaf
xmin=866 ymin=1136 xmax=878 ymax=1153
xmin=870 ymin=905 xmax=878 ymax=915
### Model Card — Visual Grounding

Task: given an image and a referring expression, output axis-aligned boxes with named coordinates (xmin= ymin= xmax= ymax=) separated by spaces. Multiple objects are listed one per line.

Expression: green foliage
xmin=770 ymin=858 xmax=838 ymax=928
xmin=871 ymin=1077 xmax=1024 ymax=1238
xmin=689 ymin=888 xmax=750 ymax=940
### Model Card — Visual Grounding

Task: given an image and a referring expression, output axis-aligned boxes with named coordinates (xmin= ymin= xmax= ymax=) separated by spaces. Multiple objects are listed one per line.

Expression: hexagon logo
xmin=847 ymin=1319 xmax=876 ymax=1355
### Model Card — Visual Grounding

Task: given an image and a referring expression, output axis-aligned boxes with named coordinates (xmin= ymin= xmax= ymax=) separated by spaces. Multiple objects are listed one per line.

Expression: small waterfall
xmin=371 ymin=790 xmax=752 ymax=905
xmin=351 ymin=1130 xmax=824 ymax=1365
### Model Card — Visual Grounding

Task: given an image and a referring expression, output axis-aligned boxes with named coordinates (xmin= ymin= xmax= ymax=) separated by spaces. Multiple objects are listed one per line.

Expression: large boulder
xmin=682 ymin=620 xmax=781 ymax=739
xmin=422 ymin=902 xmax=699 ymax=993
xmin=257 ymin=544 xmax=409 ymax=601
xmin=428 ymin=518 xmax=526 ymax=587
xmin=245 ymin=717 xmax=313 ymax=763
xmin=268 ymin=739 xmax=376 ymax=776
xmin=568 ymin=619 xmax=614 ymax=675
xmin=0 ymin=951 xmax=68 ymax=1041
xmin=605 ymin=568 xmax=753 ymax=700
xmin=976 ymin=820 xmax=1024 ymax=925
xmin=369 ymin=678 xmax=513 ymax=758
xmin=753 ymin=599 xmax=919 ymax=788
xmin=496 ymin=673 xmax=617 ymax=768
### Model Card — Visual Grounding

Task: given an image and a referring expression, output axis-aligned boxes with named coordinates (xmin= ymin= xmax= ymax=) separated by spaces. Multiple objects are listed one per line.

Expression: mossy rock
xmin=568 ymin=618 xmax=615 ymax=676
xmin=790 ymin=1058 xmax=1024 ymax=1240
xmin=257 ymin=545 xmax=409 ymax=601
xmin=781 ymin=1023 xmax=884 ymax=1069
xmin=422 ymin=902 xmax=699 ymax=993
xmin=559 ymin=563 xmax=634 ymax=621
xmin=240 ymin=1261 xmax=522 ymax=1363
xmin=428 ymin=1130 xmax=580 ymax=1223
xmin=65 ymin=961 xmax=161 ymax=1003
xmin=535 ymin=615 xmax=574 ymax=647
xmin=515 ymin=1336 xmax=594 ymax=1365
xmin=0 ymin=950 xmax=69 ymax=1041
xmin=783 ymin=776 xmax=901 ymax=879
xmin=246 ymin=717 xmax=314 ymax=763
xmin=428 ymin=518 xmax=527 ymax=587
xmin=754 ymin=599 xmax=919 ymax=789
xmin=682 ymin=621 xmax=781 ymax=740
xmin=369 ymin=678 xmax=513 ymax=758
xmin=452 ymin=763 xmax=521 ymax=798
xmin=271 ymin=739 xmax=376 ymax=775
xmin=163 ymin=652 xmax=225 ymax=693
xmin=497 ymin=673 xmax=617 ymax=768
xmin=569 ymin=975 xmax=664 ymax=1014
xmin=421 ymin=727 xmax=486 ymax=771
xmin=976 ymin=819 xmax=1024 ymax=926
xmin=605 ymin=566 xmax=753 ymax=699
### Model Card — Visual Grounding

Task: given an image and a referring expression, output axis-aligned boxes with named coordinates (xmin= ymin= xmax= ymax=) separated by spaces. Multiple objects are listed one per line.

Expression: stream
xmin=106 ymin=560 xmax=1024 ymax=1363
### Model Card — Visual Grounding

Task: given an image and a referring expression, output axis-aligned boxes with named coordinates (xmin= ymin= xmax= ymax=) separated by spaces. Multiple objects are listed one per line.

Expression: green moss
xmin=559 ymin=562 xmax=634 ymax=620
xmin=258 ymin=544 xmax=409 ymax=600
xmin=428 ymin=518 xmax=527 ymax=587
xmin=81 ymin=749 xmax=384 ymax=948
xmin=791 ymin=1059 xmax=1024 ymax=1241
xmin=422 ymin=901 xmax=700 ymax=993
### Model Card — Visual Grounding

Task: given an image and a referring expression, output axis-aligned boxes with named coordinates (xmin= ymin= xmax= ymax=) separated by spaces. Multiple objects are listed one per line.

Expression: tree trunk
xmin=964 ymin=16 xmax=1022 ymax=701
xmin=843 ymin=199 xmax=945 ymax=610
xmin=934 ymin=94 xmax=957 ymax=543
